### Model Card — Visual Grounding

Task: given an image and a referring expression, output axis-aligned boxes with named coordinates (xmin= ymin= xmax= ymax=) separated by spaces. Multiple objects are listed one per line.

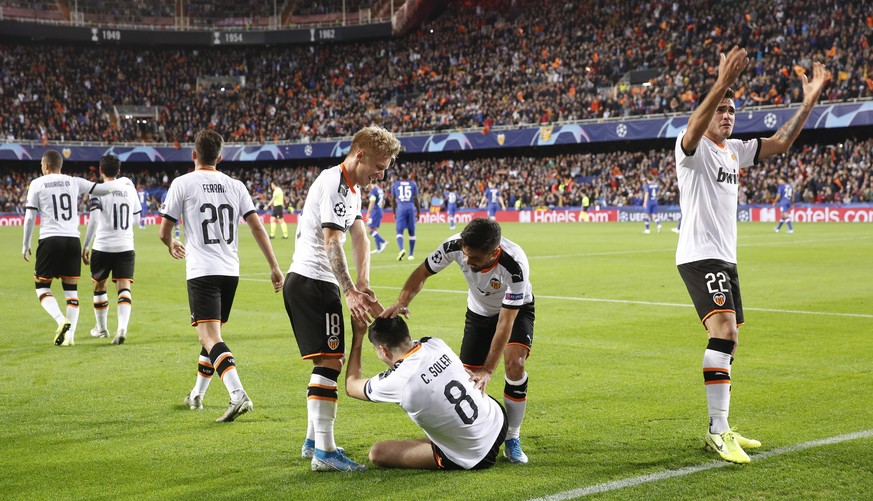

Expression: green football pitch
xmin=2 ymin=222 xmax=871 ymax=500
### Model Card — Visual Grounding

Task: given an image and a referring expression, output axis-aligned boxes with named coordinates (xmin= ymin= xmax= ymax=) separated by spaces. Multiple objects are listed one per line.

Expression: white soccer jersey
xmin=25 ymin=174 xmax=97 ymax=239
xmin=89 ymin=177 xmax=141 ymax=253
xmin=425 ymin=235 xmax=533 ymax=317
xmin=364 ymin=337 xmax=504 ymax=469
xmin=675 ymin=130 xmax=760 ymax=265
xmin=160 ymin=169 xmax=257 ymax=280
xmin=288 ymin=164 xmax=362 ymax=284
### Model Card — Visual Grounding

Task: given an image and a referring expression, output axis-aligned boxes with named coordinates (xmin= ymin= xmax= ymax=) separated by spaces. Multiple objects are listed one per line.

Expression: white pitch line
xmin=235 ymin=279 xmax=873 ymax=319
xmin=529 ymin=429 xmax=873 ymax=501
xmin=373 ymin=286 xmax=873 ymax=319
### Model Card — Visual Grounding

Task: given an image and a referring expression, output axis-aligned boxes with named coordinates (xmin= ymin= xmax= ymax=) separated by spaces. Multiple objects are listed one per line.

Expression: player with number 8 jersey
xmin=345 ymin=317 xmax=507 ymax=470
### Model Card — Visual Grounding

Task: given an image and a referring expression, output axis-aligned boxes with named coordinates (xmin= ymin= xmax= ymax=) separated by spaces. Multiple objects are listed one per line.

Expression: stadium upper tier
xmin=0 ymin=0 xmax=384 ymax=28
xmin=0 ymin=0 xmax=870 ymax=144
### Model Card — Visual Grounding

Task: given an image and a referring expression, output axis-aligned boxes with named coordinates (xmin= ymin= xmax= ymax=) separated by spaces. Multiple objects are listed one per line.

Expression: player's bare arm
xmin=244 ymin=212 xmax=284 ymax=292
xmin=759 ymin=62 xmax=828 ymax=159
xmin=344 ymin=322 xmax=368 ymax=401
xmin=682 ymin=46 xmax=749 ymax=152
xmin=381 ymin=262 xmax=434 ymax=319
xmin=158 ymin=218 xmax=185 ymax=259
xmin=468 ymin=306 xmax=519 ymax=393
xmin=349 ymin=219 xmax=372 ymax=291
xmin=82 ymin=209 xmax=99 ymax=265
xmin=325 ymin=227 xmax=375 ymax=324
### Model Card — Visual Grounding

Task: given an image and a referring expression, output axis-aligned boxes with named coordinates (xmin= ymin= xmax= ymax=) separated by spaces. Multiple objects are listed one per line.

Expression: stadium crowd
xmin=1 ymin=0 xmax=871 ymax=144
xmin=2 ymin=137 xmax=871 ymax=216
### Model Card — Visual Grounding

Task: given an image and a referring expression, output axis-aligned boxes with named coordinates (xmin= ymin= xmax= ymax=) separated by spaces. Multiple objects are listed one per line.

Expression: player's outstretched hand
xmin=82 ymin=247 xmax=91 ymax=265
xmin=357 ymin=286 xmax=384 ymax=318
xmin=270 ymin=267 xmax=284 ymax=292
xmin=380 ymin=302 xmax=410 ymax=319
xmin=22 ymin=246 xmax=31 ymax=262
xmin=466 ymin=367 xmax=492 ymax=394
xmin=168 ymin=239 xmax=186 ymax=259
xmin=717 ymin=46 xmax=749 ymax=87
xmin=345 ymin=288 xmax=378 ymax=324
xmin=802 ymin=61 xmax=828 ymax=105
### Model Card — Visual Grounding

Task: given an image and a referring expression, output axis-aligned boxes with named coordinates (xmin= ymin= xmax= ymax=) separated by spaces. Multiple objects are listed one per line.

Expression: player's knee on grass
xmin=368 ymin=442 xmax=388 ymax=466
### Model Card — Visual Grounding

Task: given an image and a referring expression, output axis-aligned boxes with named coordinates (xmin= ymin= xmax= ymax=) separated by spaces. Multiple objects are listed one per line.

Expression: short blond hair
xmin=350 ymin=126 xmax=401 ymax=163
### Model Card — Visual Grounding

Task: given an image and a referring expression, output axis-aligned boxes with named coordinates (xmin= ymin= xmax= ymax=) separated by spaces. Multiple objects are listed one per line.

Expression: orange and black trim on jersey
xmin=339 ymin=163 xmax=357 ymax=195
xmin=478 ymin=248 xmax=503 ymax=274
xmin=35 ymin=275 xmax=55 ymax=282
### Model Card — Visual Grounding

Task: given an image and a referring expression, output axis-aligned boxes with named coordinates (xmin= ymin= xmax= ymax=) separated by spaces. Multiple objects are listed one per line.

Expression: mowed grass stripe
xmin=529 ymin=429 xmax=873 ymax=500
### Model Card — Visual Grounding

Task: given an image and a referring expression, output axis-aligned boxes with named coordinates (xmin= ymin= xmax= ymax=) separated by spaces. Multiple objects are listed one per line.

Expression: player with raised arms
xmin=675 ymin=46 xmax=827 ymax=463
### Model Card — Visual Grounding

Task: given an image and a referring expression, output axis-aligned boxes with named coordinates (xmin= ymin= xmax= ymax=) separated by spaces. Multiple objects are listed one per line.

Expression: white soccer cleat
xmin=408 ymin=255 xmax=415 ymax=260
xmin=184 ymin=393 xmax=203 ymax=410
xmin=111 ymin=329 xmax=126 ymax=345
xmin=90 ymin=327 xmax=109 ymax=338
xmin=215 ymin=392 xmax=253 ymax=422
xmin=643 ymin=229 xmax=650 ymax=234
xmin=671 ymin=227 xmax=680 ymax=234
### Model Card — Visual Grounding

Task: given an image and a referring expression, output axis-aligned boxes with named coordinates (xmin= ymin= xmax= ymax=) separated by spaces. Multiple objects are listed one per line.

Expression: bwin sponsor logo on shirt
xmin=716 ymin=167 xmax=738 ymax=184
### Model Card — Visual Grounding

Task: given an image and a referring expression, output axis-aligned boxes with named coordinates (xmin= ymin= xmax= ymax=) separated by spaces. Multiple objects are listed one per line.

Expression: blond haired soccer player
xmin=675 ymin=47 xmax=827 ymax=463
xmin=283 ymin=125 xmax=401 ymax=472
xmin=159 ymin=130 xmax=284 ymax=423
xmin=22 ymin=150 xmax=129 ymax=346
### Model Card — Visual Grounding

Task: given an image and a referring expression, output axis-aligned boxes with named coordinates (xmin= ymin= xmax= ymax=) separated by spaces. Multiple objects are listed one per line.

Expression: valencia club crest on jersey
xmin=489 ymin=278 xmax=501 ymax=290
xmin=328 ymin=336 xmax=340 ymax=350
xmin=333 ymin=202 xmax=346 ymax=217
xmin=712 ymin=292 xmax=726 ymax=307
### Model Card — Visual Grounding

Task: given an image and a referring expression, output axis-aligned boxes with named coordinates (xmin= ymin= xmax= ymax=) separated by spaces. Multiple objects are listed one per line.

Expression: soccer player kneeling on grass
xmin=345 ymin=317 xmax=507 ymax=470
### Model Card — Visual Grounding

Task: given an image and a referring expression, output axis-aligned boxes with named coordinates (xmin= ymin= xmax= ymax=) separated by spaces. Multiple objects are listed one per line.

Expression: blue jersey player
xmin=773 ymin=176 xmax=794 ymax=233
xmin=642 ymin=175 xmax=662 ymax=234
xmin=138 ymin=188 xmax=148 ymax=229
xmin=479 ymin=182 xmax=505 ymax=219
xmin=367 ymin=182 xmax=387 ymax=253
xmin=391 ymin=170 xmax=420 ymax=261
xmin=444 ymin=185 xmax=460 ymax=230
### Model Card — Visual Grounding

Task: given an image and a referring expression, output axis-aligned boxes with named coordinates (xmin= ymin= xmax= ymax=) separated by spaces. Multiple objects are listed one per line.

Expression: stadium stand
xmin=1 ymin=0 xmax=871 ymax=143
xmin=3 ymin=138 xmax=872 ymax=215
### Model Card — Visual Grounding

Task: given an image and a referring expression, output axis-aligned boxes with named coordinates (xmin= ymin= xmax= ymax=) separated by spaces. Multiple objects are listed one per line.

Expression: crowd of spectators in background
xmin=2 ymin=137 xmax=871 ymax=216
xmin=1 ymin=0 xmax=871 ymax=144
